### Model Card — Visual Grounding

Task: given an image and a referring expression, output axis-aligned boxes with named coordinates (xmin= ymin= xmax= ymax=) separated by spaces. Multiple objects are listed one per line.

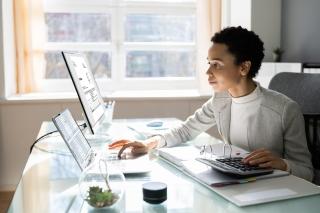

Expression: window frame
xmin=39 ymin=0 xmax=198 ymax=93
xmin=1 ymin=0 xmax=16 ymax=97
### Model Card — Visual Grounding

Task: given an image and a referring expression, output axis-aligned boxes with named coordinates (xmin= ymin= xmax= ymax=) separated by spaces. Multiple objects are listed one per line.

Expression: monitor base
xmin=85 ymin=133 xmax=112 ymax=148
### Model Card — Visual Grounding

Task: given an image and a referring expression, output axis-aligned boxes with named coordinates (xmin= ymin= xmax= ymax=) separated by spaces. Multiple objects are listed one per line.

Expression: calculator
xmin=196 ymin=157 xmax=273 ymax=177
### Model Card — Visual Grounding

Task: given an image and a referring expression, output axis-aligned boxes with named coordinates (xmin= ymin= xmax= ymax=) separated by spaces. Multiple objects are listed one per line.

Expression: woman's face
xmin=206 ymin=43 xmax=245 ymax=92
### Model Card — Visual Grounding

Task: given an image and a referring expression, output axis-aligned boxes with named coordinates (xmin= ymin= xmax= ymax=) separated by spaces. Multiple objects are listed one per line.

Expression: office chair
xmin=268 ymin=72 xmax=320 ymax=184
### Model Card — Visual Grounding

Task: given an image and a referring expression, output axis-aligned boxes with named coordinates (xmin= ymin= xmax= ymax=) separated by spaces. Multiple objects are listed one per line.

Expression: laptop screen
xmin=52 ymin=109 xmax=91 ymax=170
xmin=62 ymin=51 xmax=105 ymax=135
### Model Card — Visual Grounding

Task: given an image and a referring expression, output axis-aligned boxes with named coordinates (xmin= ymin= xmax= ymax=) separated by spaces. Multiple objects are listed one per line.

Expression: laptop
xmin=52 ymin=109 xmax=98 ymax=171
xmin=52 ymin=109 xmax=152 ymax=173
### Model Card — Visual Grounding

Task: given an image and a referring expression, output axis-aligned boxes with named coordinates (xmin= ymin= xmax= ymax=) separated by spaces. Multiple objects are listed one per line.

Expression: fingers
xmin=242 ymin=148 xmax=272 ymax=166
xmin=243 ymin=149 xmax=270 ymax=162
xmin=244 ymin=152 xmax=269 ymax=163
xmin=132 ymin=146 xmax=148 ymax=155
xmin=242 ymin=148 xmax=287 ymax=170
xmin=258 ymin=159 xmax=285 ymax=169
xmin=258 ymin=161 xmax=273 ymax=168
xmin=247 ymin=156 xmax=272 ymax=165
xmin=109 ymin=140 xmax=130 ymax=149
xmin=117 ymin=143 xmax=133 ymax=159
xmin=117 ymin=142 xmax=146 ymax=159
xmin=109 ymin=139 xmax=147 ymax=159
xmin=243 ymin=148 xmax=267 ymax=161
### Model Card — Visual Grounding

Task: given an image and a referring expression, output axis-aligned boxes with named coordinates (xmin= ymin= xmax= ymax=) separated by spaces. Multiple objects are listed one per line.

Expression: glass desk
xmin=8 ymin=120 xmax=320 ymax=213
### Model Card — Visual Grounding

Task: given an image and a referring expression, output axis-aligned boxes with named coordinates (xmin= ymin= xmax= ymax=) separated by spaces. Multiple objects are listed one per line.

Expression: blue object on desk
xmin=146 ymin=120 xmax=163 ymax=127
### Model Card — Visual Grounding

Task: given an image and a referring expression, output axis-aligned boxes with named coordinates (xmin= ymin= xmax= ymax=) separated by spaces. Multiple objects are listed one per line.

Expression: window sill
xmin=0 ymin=90 xmax=212 ymax=104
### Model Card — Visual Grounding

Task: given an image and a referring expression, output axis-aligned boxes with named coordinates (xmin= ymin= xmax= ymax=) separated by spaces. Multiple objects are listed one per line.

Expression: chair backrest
xmin=268 ymin=72 xmax=320 ymax=184
xmin=268 ymin=72 xmax=320 ymax=114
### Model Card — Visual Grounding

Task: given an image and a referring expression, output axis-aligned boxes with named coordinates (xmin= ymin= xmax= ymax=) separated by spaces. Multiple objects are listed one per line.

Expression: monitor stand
xmin=82 ymin=113 xmax=113 ymax=147
xmin=85 ymin=133 xmax=112 ymax=148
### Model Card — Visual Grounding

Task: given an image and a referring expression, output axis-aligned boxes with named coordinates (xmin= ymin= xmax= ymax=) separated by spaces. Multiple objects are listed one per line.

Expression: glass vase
xmin=78 ymin=159 xmax=125 ymax=211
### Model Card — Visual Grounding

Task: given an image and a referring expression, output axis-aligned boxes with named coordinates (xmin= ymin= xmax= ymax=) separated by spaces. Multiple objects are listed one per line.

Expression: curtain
xmin=196 ymin=0 xmax=221 ymax=94
xmin=13 ymin=0 xmax=45 ymax=93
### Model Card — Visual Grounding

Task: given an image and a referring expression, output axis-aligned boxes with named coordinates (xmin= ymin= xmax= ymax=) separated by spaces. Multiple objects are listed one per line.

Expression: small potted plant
xmin=273 ymin=47 xmax=284 ymax=62
xmin=85 ymin=186 xmax=119 ymax=208
xmin=79 ymin=159 xmax=125 ymax=209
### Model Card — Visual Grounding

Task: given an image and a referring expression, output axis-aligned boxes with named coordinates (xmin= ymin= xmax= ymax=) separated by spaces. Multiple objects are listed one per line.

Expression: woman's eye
xmin=208 ymin=61 xmax=223 ymax=69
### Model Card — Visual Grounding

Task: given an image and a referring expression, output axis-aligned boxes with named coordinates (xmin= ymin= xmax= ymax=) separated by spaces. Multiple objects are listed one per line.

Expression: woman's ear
xmin=240 ymin=61 xmax=251 ymax=76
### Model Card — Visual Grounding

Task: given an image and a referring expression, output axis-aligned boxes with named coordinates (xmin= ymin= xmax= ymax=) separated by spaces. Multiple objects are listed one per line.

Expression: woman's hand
xmin=242 ymin=148 xmax=287 ymax=171
xmin=108 ymin=136 xmax=160 ymax=159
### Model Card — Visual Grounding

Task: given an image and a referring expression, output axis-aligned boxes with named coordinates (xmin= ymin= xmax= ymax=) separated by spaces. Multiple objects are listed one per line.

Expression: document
xmin=158 ymin=145 xmax=200 ymax=167
xmin=158 ymin=143 xmax=248 ymax=168
xmin=214 ymin=175 xmax=320 ymax=206
xmin=181 ymin=160 xmax=288 ymax=187
xmin=158 ymin=144 xmax=288 ymax=186
xmin=158 ymin=144 xmax=320 ymax=207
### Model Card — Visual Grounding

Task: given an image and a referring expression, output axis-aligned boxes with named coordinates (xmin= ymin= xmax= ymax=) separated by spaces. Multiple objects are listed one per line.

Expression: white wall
xmin=0 ymin=0 xmax=5 ymax=98
xmin=0 ymin=98 xmax=209 ymax=188
xmin=251 ymin=0 xmax=282 ymax=62
xmin=226 ymin=0 xmax=282 ymax=62
xmin=230 ymin=0 xmax=251 ymax=29
xmin=281 ymin=0 xmax=320 ymax=62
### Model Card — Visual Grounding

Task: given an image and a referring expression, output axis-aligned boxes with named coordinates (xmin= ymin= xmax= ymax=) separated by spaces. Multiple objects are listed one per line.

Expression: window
xmin=39 ymin=0 xmax=197 ymax=92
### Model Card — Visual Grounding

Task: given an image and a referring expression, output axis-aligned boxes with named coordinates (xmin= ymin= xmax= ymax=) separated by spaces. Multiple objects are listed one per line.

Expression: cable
xmin=30 ymin=122 xmax=87 ymax=153
xmin=29 ymin=130 xmax=58 ymax=153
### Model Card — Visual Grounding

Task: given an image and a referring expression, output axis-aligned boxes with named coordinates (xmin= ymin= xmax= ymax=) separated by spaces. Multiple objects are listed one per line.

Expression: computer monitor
xmin=62 ymin=51 xmax=106 ymax=135
xmin=52 ymin=108 xmax=95 ymax=171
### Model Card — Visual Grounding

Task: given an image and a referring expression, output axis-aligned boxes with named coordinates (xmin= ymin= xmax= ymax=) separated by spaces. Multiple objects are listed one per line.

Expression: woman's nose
xmin=206 ymin=67 xmax=214 ymax=76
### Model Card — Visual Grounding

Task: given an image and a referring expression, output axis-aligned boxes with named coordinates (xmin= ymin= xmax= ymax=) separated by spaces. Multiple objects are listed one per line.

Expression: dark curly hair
xmin=211 ymin=26 xmax=264 ymax=78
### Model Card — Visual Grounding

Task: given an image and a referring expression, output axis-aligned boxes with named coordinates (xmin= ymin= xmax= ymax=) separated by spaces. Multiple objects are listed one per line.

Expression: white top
xmin=229 ymin=86 xmax=262 ymax=150
xmin=229 ymin=86 xmax=290 ymax=172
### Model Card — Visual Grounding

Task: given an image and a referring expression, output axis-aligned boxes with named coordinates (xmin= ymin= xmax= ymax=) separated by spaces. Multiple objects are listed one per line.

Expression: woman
xmin=112 ymin=26 xmax=313 ymax=181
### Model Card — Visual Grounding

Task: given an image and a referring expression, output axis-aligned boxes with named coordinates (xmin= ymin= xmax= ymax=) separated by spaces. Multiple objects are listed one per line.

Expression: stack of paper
xmin=158 ymin=145 xmax=201 ymax=167
xmin=158 ymin=144 xmax=288 ymax=187
xmin=158 ymin=144 xmax=320 ymax=207
xmin=158 ymin=143 xmax=249 ymax=168
xmin=181 ymin=160 xmax=288 ymax=187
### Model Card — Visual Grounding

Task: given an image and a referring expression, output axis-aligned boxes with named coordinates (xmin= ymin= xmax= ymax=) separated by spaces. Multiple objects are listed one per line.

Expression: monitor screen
xmin=62 ymin=51 xmax=105 ymax=134
xmin=52 ymin=109 xmax=92 ymax=170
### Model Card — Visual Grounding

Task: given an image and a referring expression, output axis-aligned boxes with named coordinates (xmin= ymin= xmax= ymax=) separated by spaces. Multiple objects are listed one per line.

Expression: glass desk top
xmin=8 ymin=120 xmax=320 ymax=213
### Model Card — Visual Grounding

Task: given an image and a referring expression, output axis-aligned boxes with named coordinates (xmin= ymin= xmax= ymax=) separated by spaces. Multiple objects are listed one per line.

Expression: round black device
xmin=142 ymin=182 xmax=167 ymax=204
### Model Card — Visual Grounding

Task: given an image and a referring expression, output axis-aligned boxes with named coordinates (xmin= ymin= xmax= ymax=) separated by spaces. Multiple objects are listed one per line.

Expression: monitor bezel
xmin=62 ymin=51 xmax=105 ymax=135
xmin=52 ymin=109 xmax=92 ymax=171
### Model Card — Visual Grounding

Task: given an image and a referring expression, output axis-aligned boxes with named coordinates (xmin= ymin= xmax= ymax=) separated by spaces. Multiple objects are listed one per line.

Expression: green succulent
xmin=85 ymin=186 xmax=119 ymax=208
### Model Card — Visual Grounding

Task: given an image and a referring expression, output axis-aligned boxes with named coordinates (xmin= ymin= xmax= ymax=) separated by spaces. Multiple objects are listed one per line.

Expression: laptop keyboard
xmin=107 ymin=152 xmax=119 ymax=161
xmin=196 ymin=157 xmax=273 ymax=177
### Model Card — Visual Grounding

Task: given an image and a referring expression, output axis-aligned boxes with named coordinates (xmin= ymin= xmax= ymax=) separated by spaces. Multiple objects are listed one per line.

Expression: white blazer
xmin=162 ymin=85 xmax=313 ymax=181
